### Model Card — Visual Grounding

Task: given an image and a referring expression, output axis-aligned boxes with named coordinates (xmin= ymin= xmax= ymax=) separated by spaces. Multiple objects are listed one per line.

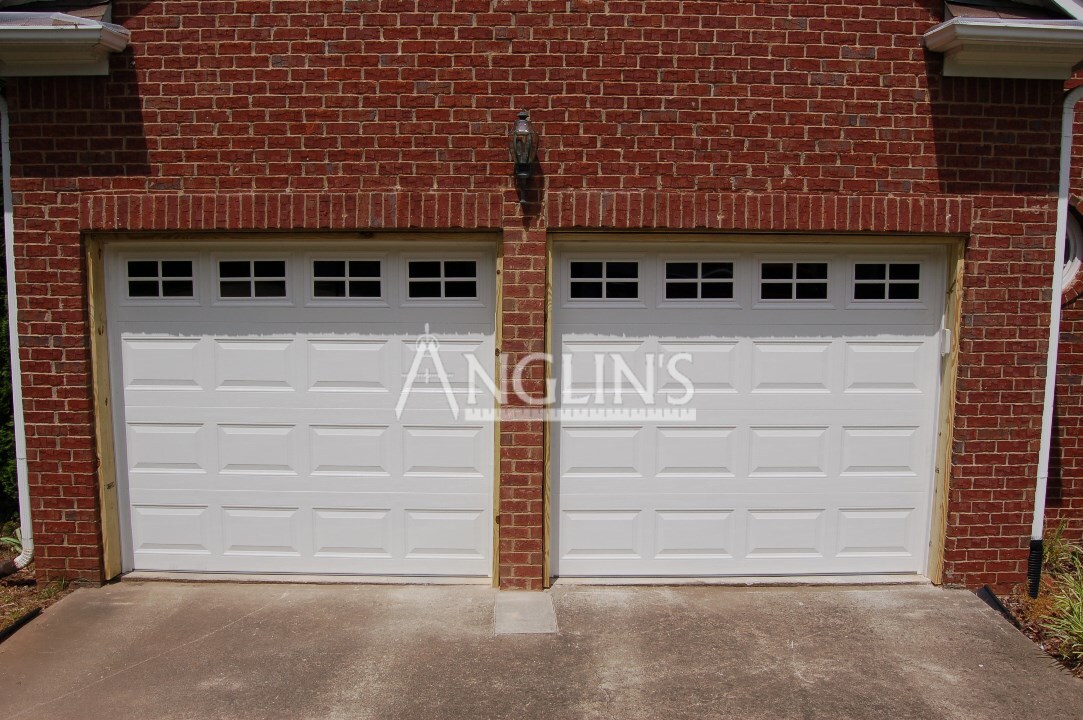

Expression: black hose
xmin=1027 ymin=539 xmax=1043 ymax=598
xmin=976 ymin=585 xmax=1022 ymax=630
xmin=0 ymin=607 xmax=40 ymax=645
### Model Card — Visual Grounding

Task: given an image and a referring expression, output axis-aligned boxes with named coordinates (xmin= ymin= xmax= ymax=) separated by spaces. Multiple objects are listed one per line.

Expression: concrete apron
xmin=494 ymin=591 xmax=558 ymax=634
xmin=1 ymin=582 xmax=1080 ymax=720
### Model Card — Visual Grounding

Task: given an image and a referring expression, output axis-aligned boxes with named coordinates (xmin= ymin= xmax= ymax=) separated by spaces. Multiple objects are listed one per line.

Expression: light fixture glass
xmin=509 ymin=110 xmax=539 ymax=204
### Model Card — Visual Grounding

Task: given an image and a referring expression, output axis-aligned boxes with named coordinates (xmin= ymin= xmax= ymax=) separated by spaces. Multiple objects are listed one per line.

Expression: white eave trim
xmin=1052 ymin=0 xmax=1083 ymax=22
xmin=0 ymin=12 xmax=130 ymax=77
xmin=924 ymin=17 xmax=1083 ymax=79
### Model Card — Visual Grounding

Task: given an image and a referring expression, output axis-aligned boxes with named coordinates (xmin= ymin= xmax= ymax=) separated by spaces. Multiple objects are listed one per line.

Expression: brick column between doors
xmin=497 ymin=223 xmax=547 ymax=589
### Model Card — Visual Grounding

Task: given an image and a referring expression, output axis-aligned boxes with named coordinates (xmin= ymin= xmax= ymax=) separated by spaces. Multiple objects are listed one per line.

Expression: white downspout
xmin=0 ymin=88 xmax=32 ymax=575
xmin=1028 ymin=85 xmax=1083 ymax=598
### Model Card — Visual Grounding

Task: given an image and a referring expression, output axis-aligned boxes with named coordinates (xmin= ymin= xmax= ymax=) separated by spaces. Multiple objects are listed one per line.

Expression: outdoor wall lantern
xmin=510 ymin=110 xmax=539 ymax=205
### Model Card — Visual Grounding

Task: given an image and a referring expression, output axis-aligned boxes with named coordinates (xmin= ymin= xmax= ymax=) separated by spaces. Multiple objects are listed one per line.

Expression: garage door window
xmin=570 ymin=260 xmax=639 ymax=299
xmin=853 ymin=263 xmax=920 ymax=301
xmin=664 ymin=261 xmax=734 ymax=300
xmin=407 ymin=260 xmax=477 ymax=299
xmin=312 ymin=260 xmax=382 ymax=299
xmin=218 ymin=260 xmax=288 ymax=299
xmin=760 ymin=262 xmax=828 ymax=301
xmin=126 ymin=260 xmax=194 ymax=299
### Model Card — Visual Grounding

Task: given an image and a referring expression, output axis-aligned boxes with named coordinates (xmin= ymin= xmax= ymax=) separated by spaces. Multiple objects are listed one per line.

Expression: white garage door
xmin=107 ymin=242 xmax=495 ymax=576
xmin=553 ymin=243 xmax=946 ymax=577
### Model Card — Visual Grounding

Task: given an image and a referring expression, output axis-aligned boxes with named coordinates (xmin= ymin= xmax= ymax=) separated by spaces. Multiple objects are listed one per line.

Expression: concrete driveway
xmin=0 ymin=581 xmax=1079 ymax=720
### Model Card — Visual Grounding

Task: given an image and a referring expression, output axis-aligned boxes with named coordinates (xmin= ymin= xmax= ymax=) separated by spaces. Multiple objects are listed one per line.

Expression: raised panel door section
xmin=126 ymin=424 xmax=206 ymax=474
xmin=222 ymin=507 xmax=302 ymax=557
xmin=554 ymin=243 xmax=945 ymax=577
xmin=751 ymin=342 xmax=832 ymax=393
xmin=122 ymin=338 xmax=204 ymax=390
xmin=655 ymin=427 xmax=736 ymax=478
xmin=308 ymin=425 xmax=389 ymax=477
xmin=312 ymin=509 xmax=393 ymax=558
xmin=306 ymin=339 xmax=392 ymax=393
xmin=654 ymin=511 xmax=734 ymax=558
xmin=109 ymin=243 xmax=496 ymax=576
xmin=214 ymin=339 xmax=296 ymax=391
xmin=130 ymin=506 xmax=212 ymax=556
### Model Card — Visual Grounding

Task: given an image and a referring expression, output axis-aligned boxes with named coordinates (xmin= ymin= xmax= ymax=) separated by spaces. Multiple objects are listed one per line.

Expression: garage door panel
xmin=395 ymin=392 xmax=496 ymax=414
xmin=218 ymin=424 xmax=301 ymax=475
xmin=556 ymin=345 xmax=933 ymax=414
xmin=404 ymin=509 xmax=488 ymax=559
xmin=555 ymin=244 xmax=944 ymax=577
xmin=312 ymin=508 xmax=394 ymax=558
xmin=560 ymin=426 xmax=649 ymax=477
xmin=750 ymin=341 xmax=835 ymax=393
xmin=306 ymin=338 xmax=395 ymax=393
xmin=692 ymin=409 xmax=930 ymax=432
xmin=840 ymin=426 xmax=921 ymax=476
xmin=130 ymin=552 xmax=490 ymax=576
xmin=401 ymin=425 xmax=487 ymax=478
xmin=748 ymin=426 xmax=831 ymax=477
xmin=130 ymin=488 xmax=490 ymax=504
xmin=130 ymin=505 xmax=213 ymax=556
xmin=128 ymin=456 xmax=489 ymax=496
xmin=213 ymin=338 xmax=299 ymax=391
xmin=558 ymin=424 xmax=929 ymax=492
xmin=121 ymin=332 xmax=493 ymax=402
xmin=843 ymin=341 xmax=929 ymax=393
xmin=126 ymin=422 xmax=208 ymax=474
xmin=657 ymin=340 xmax=740 ymax=394
xmin=556 ymin=495 xmax=925 ymax=574
xmin=122 ymin=337 xmax=206 ymax=390
xmin=111 ymin=244 xmax=495 ymax=576
xmin=559 ymin=510 xmax=644 ymax=559
xmin=560 ymin=339 xmax=652 ymax=395
xmin=221 ymin=506 xmax=303 ymax=557
xmin=128 ymin=488 xmax=491 ymax=573
xmin=654 ymin=511 xmax=735 ymax=558
xmin=555 ymin=476 xmax=929 ymax=499
xmin=399 ymin=337 xmax=491 ymax=392
xmin=553 ymin=555 xmax=923 ymax=577
xmin=309 ymin=425 xmax=391 ymax=477
xmin=655 ymin=426 xmax=737 ymax=477
xmin=745 ymin=509 xmax=828 ymax=558
xmin=556 ymin=476 xmax=734 ymax=497
xmin=835 ymin=508 xmax=917 ymax=558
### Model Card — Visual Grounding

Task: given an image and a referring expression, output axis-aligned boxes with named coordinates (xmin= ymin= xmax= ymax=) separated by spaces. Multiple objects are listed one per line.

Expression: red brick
xmin=4 ymin=1 xmax=1077 ymax=589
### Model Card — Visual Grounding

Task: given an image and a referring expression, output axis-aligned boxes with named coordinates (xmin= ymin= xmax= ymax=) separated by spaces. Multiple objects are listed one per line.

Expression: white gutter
xmin=0 ymin=9 xmax=129 ymax=576
xmin=924 ymin=17 xmax=1083 ymax=79
xmin=0 ymin=89 xmax=31 ymax=575
xmin=0 ymin=12 xmax=130 ymax=77
xmin=1028 ymin=85 xmax=1083 ymax=598
xmin=925 ymin=17 xmax=1083 ymax=46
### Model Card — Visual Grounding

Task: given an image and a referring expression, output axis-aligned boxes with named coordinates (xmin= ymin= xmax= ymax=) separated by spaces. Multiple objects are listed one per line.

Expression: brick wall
xmin=5 ymin=1 xmax=1070 ymax=588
